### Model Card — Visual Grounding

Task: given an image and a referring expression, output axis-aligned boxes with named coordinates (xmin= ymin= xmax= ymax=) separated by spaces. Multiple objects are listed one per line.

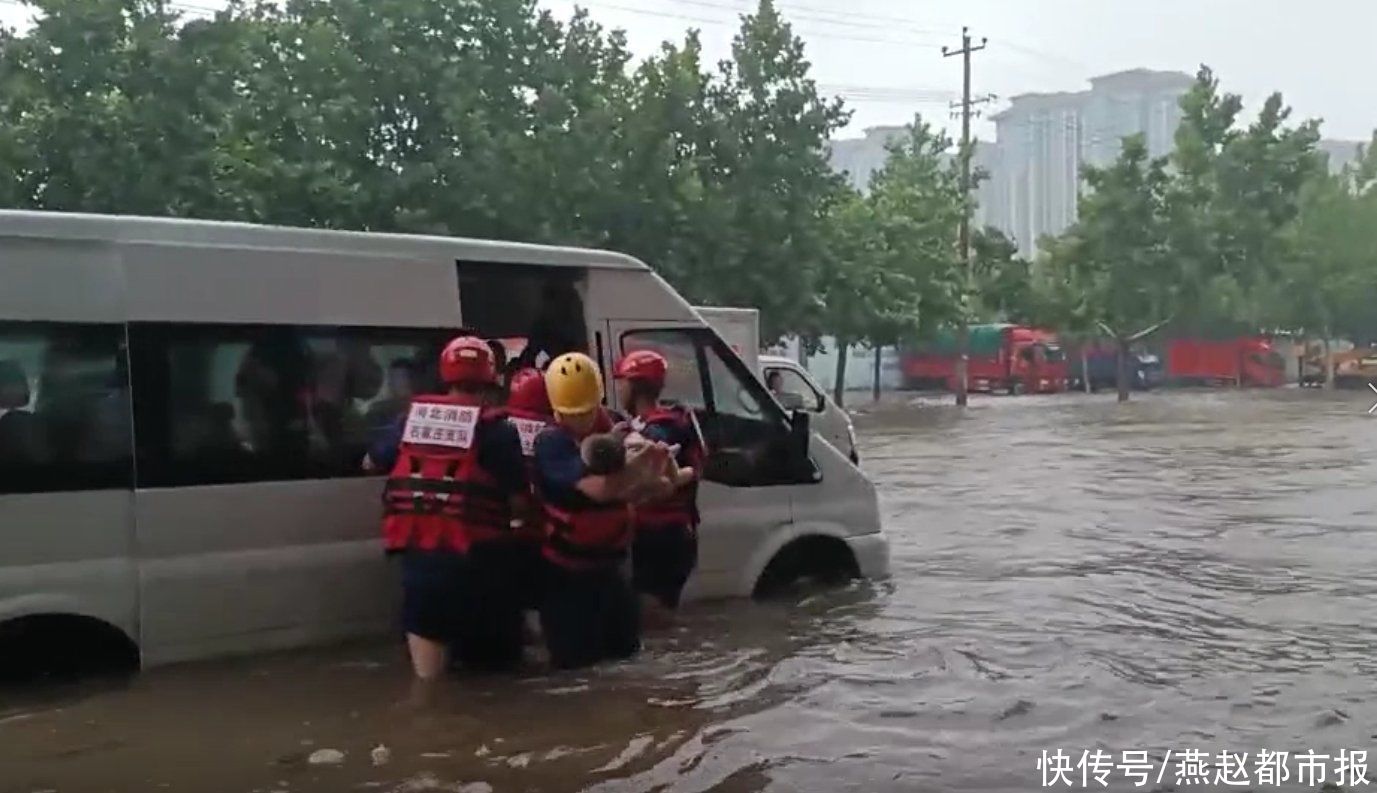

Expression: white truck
xmin=694 ymin=306 xmax=859 ymax=465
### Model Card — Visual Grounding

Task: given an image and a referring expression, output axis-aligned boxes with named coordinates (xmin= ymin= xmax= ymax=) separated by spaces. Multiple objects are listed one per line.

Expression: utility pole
xmin=943 ymin=27 xmax=988 ymax=408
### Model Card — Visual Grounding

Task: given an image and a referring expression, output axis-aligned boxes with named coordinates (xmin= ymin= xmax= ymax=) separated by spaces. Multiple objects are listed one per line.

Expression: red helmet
xmin=439 ymin=335 xmax=496 ymax=385
xmin=614 ymin=349 xmax=668 ymax=388
xmin=507 ymin=367 xmax=551 ymax=415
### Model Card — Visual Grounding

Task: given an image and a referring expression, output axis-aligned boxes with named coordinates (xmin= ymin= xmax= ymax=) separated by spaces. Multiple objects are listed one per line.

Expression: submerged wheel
xmin=0 ymin=615 xmax=140 ymax=685
xmin=752 ymin=537 xmax=860 ymax=600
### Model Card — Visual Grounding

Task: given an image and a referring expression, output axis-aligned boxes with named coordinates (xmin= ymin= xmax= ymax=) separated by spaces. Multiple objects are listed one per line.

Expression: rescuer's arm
xmin=480 ymin=419 xmax=538 ymax=530
xmin=638 ymin=421 xmax=698 ymax=491
xmin=362 ymin=415 xmax=405 ymax=472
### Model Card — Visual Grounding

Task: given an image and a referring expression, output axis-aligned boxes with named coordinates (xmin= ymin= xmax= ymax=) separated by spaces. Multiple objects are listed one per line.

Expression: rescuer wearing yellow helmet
xmin=529 ymin=352 xmax=670 ymax=669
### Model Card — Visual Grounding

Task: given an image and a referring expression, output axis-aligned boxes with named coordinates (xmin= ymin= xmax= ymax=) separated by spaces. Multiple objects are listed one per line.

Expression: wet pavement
xmin=6 ymin=388 xmax=1377 ymax=792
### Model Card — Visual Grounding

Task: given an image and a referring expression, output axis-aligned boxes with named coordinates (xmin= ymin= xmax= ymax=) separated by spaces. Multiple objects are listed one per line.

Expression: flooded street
xmin=7 ymin=388 xmax=1377 ymax=792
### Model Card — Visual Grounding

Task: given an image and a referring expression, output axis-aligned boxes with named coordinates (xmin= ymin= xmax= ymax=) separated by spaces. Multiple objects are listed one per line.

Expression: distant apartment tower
xmin=1319 ymin=139 xmax=1365 ymax=173
xmin=990 ymin=69 xmax=1194 ymax=257
xmin=825 ymin=124 xmax=997 ymax=228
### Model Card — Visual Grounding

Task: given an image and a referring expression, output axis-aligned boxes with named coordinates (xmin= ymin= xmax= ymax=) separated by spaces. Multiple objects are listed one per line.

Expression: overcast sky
xmin=4 ymin=0 xmax=1373 ymax=143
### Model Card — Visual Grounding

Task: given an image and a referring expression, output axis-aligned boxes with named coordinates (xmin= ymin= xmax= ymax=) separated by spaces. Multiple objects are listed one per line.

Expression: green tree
xmin=816 ymin=117 xmax=962 ymax=405
xmin=1279 ymin=135 xmax=1377 ymax=381
xmin=1166 ymin=67 xmax=1323 ymax=337
xmin=971 ymin=226 xmax=1032 ymax=323
xmin=1042 ymin=135 xmax=1176 ymax=401
xmin=691 ymin=0 xmax=851 ymax=341
xmin=0 ymin=0 xmax=275 ymax=217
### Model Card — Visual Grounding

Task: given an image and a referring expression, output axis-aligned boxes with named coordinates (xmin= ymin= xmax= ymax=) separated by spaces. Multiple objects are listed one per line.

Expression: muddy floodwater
xmin=8 ymin=388 xmax=1377 ymax=793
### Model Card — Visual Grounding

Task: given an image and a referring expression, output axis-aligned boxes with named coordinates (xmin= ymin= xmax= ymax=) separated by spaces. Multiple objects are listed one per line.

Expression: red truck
xmin=1165 ymin=337 xmax=1287 ymax=387
xmin=901 ymin=324 xmax=1069 ymax=394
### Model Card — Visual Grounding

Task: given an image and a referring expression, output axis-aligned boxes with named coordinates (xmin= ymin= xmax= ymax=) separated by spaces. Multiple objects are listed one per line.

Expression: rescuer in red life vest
xmin=531 ymin=352 xmax=671 ymax=670
xmin=613 ymin=349 xmax=704 ymax=624
xmin=503 ymin=366 xmax=555 ymax=616
xmin=365 ymin=336 xmax=532 ymax=680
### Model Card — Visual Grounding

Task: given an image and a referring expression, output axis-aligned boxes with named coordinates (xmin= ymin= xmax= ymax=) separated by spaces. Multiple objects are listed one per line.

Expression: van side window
xmin=621 ymin=329 xmax=804 ymax=487
xmin=129 ymin=324 xmax=449 ymax=487
xmin=458 ymin=262 xmax=588 ymax=375
xmin=0 ymin=322 xmax=133 ymax=494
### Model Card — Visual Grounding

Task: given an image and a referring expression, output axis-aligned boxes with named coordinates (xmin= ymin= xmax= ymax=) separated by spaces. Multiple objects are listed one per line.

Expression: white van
xmin=759 ymin=354 xmax=860 ymax=465
xmin=0 ymin=211 xmax=889 ymax=673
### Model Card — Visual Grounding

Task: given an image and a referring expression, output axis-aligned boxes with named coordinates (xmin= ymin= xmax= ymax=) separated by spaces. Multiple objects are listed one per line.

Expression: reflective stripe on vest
xmin=542 ymin=501 xmax=633 ymax=569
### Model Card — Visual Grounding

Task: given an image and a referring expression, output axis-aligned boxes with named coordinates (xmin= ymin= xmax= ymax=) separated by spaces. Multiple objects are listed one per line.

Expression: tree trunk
xmin=872 ymin=345 xmax=882 ymax=402
xmin=1081 ymin=345 xmax=1091 ymax=394
xmin=1323 ymin=333 xmax=1333 ymax=389
xmin=955 ymin=322 xmax=969 ymax=407
xmin=833 ymin=339 xmax=848 ymax=408
xmin=1116 ymin=337 xmax=1131 ymax=403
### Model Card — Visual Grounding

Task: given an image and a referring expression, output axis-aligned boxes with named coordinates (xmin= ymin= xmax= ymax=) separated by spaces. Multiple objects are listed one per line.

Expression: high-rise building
xmin=1319 ymin=139 xmax=1365 ymax=174
xmin=825 ymin=125 xmax=998 ymax=228
xmin=827 ymin=75 xmax=1367 ymax=264
xmin=989 ymin=69 xmax=1194 ymax=257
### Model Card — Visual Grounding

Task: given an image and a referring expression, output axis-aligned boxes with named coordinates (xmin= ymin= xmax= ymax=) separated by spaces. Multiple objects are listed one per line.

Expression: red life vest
xmin=381 ymin=394 xmax=513 ymax=554
xmin=632 ymin=404 xmax=704 ymax=530
xmin=504 ymin=404 xmax=551 ymax=545
xmin=536 ymin=423 xmax=634 ymax=570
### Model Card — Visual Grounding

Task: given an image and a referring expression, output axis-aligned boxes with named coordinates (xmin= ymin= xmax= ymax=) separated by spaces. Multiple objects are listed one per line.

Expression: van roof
xmin=0 ymin=210 xmax=649 ymax=271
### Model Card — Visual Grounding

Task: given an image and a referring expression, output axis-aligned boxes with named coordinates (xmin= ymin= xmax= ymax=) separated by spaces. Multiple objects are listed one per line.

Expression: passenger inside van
xmin=307 ymin=351 xmax=368 ymax=466
xmin=235 ymin=332 xmax=313 ymax=458
xmin=0 ymin=359 xmax=42 ymax=464
xmin=365 ymin=359 xmax=417 ymax=433
xmin=36 ymin=342 xmax=128 ymax=466
xmin=514 ymin=280 xmax=588 ymax=371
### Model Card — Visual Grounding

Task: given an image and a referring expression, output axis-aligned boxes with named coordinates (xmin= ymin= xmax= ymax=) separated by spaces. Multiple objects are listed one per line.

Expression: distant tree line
xmin=2 ymin=0 xmax=1373 ymax=405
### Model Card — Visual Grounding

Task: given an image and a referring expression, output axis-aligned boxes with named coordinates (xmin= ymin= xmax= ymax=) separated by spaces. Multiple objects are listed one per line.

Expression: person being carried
xmin=581 ymin=429 xmax=692 ymax=499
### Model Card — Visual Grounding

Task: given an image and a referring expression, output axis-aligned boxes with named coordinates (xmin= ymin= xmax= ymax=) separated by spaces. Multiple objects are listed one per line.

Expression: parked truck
xmin=1067 ymin=342 xmax=1163 ymax=392
xmin=691 ymin=305 xmax=760 ymax=375
xmin=900 ymin=323 xmax=1068 ymax=394
xmin=1165 ymin=337 xmax=1286 ymax=387
xmin=1302 ymin=346 xmax=1377 ymax=389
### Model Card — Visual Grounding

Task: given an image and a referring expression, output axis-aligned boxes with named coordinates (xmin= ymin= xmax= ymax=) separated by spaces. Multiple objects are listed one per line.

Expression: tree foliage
xmin=4 ymin=2 xmax=1372 ymax=391
xmin=0 ymin=0 xmax=848 ymax=342
xmin=1034 ymin=66 xmax=1356 ymax=399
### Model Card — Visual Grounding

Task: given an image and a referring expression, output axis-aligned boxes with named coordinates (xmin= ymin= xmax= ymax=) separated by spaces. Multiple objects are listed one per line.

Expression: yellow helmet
xmin=545 ymin=352 xmax=604 ymax=415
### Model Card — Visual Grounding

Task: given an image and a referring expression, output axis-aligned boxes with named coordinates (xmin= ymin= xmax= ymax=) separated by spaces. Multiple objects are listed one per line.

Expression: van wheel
xmin=753 ymin=537 xmax=860 ymax=600
xmin=0 ymin=615 xmax=140 ymax=686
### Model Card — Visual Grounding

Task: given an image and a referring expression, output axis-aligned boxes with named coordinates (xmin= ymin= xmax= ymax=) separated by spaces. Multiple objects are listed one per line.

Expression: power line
xmin=576 ymin=0 xmax=944 ymax=50
xmin=651 ymin=0 xmax=952 ymax=42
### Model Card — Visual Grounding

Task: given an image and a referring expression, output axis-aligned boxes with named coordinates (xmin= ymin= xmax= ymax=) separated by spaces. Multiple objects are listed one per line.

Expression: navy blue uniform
xmin=533 ymin=425 xmax=640 ymax=670
xmin=376 ymin=413 xmax=531 ymax=672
